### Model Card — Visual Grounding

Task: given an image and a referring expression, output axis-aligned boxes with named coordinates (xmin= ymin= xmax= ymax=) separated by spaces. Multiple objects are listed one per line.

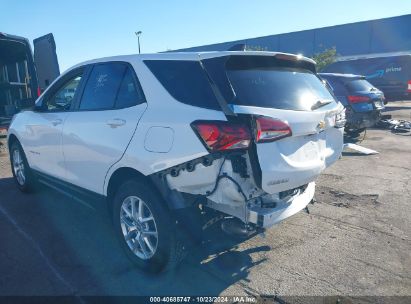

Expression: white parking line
xmin=0 ymin=204 xmax=84 ymax=300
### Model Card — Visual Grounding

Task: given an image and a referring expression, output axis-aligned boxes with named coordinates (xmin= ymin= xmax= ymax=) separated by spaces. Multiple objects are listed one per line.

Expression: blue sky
xmin=2 ymin=0 xmax=411 ymax=71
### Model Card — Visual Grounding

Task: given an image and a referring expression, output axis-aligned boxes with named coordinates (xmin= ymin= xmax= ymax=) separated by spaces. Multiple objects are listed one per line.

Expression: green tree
xmin=312 ymin=47 xmax=337 ymax=72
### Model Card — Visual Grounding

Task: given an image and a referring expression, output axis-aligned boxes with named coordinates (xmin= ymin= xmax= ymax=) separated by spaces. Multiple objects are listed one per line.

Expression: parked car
xmin=323 ymin=53 xmax=411 ymax=101
xmin=319 ymin=73 xmax=385 ymax=134
xmin=8 ymin=52 xmax=345 ymax=272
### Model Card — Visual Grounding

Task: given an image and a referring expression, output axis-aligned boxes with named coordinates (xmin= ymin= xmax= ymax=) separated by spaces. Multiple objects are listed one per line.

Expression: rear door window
xmin=115 ymin=67 xmax=145 ymax=109
xmin=79 ymin=63 xmax=125 ymax=110
xmin=144 ymin=60 xmax=220 ymax=110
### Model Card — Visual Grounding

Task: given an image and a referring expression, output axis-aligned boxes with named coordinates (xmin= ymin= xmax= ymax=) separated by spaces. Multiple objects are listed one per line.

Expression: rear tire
xmin=9 ymin=141 xmax=36 ymax=193
xmin=112 ymin=179 xmax=184 ymax=273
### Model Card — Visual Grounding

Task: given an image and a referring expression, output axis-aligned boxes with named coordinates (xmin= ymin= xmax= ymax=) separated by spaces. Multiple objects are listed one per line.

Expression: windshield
xmin=227 ymin=67 xmax=336 ymax=111
xmin=345 ymin=79 xmax=375 ymax=92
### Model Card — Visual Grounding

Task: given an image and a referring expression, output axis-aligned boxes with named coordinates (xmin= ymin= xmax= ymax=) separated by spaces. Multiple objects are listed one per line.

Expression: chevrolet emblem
xmin=317 ymin=120 xmax=326 ymax=131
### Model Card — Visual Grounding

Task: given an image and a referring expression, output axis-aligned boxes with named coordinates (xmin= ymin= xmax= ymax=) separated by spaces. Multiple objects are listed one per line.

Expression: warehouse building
xmin=177 ymin=14 xmax=411 ymax=57
xmin=177 ymin=14 xmax=411 ymax=99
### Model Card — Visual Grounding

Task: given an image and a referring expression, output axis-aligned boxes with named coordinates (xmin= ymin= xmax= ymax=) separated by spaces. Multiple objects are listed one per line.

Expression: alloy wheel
xmin=120 ymin=196 xmax=158 ymax=260
xmin=12 ymin=148 xmax=25 ymax=186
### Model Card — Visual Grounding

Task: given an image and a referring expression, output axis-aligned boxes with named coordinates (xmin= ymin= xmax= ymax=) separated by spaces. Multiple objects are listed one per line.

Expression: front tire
xmin=112 ymin=179 xmax=184 ymax=273
xmin=10 ymin=141 xmax=36 ymax=193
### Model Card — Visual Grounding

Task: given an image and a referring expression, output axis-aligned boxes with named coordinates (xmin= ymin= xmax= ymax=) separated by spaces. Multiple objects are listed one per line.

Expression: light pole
xmin=135 ymin=31 xmax=142 ymax=54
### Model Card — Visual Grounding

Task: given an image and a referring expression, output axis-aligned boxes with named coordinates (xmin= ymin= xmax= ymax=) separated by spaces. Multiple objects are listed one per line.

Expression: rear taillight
xmin=255 ymin=116 xmax=292 ymax=143
xmin=407 ymin=80 xmax=411 ymax=92
xmin=191 ymin=121 xmax=251 ymax=152
xmin=347 ymin=95 xmax=370 ymax=103
xmin=37 ymin=86 xmax=41 ymax=97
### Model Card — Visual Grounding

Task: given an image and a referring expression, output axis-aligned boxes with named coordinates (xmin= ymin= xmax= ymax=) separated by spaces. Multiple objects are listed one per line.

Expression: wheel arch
xmin=105 ymin=165 xmax=196 ymax=215
xmin=7 ymin=133 xmax=19 ymax=150
xmin=106 ymin=167 xmax=149 ymax=199
xmin=7 ymin=133 xmax=30 ymax=166
xmin=105 ymin=167 xmax=169 ymax=214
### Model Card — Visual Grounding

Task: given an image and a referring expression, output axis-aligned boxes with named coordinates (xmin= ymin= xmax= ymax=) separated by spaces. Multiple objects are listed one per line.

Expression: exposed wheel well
xmin=106 ymin=167 xmax=163 ymax=214
xmin=107 ymin=167 xmax=147 ymax=199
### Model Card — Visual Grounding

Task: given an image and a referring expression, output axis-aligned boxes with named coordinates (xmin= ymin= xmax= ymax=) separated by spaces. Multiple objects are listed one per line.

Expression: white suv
xmin=7 ymin=52 xmax=345 ymax=272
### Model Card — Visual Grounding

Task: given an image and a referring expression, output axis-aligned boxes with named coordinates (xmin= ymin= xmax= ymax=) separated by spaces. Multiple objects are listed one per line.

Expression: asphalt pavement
xmin=0 ymin=102 xmax=410 ymax=299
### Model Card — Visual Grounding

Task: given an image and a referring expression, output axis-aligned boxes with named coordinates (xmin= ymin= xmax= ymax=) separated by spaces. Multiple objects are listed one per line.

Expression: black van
xmin=323 ymin=53 xmax=411 ymax=100
xmin=0 ymin=32 xmax=60 ymax=127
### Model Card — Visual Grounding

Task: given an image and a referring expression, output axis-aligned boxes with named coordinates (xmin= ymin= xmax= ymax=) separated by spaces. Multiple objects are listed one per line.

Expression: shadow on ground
xmin=0 ymin=176 xmax=269 ymax=296
xmin=383 ymin=105 xmax=411 ymax=112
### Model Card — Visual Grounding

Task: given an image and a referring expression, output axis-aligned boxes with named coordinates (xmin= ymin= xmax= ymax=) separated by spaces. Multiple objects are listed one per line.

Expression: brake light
xmin=255 ymin=116 xmax=292 ymax=143
xmin=407 ymin=80 xmax=411 ymax=92
xmin=37 ymin=86 xmax=41 ymax=97
xmin=347 ymin=95 xmax=370 ymax=103
xmin=191 ymin=121 xmax=251 ymax=152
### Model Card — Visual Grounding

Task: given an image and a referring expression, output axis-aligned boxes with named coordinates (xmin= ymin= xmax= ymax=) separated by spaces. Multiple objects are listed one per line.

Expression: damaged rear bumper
xmin=161 ymin=153 xmax=318 ymax=229
xmin=248 ymin=182 xmax=315 ymax=228
xmin=346 ymin=109 xmax=382 ymax=129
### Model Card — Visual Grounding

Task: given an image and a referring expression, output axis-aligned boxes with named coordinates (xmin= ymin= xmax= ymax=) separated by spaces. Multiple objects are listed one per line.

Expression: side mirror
xmin=33 ymin=102 xmax=46 ymax=112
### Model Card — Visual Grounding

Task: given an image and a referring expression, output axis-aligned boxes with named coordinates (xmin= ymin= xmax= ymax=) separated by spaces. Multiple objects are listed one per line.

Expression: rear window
xmin=320 ymin=77 xmax=347 ymax=95
xmin=144 ymin=60 xmax=220 ymax=110
xmin=227 ymin=67 xmax=335 ymax=111
xmin=345 ymin=79 xmax=375 ymax=92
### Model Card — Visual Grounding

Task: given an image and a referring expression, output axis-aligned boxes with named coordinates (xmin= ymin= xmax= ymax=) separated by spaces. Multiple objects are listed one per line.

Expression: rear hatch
xmin=202 ymin=54 xmax=344 ymax=194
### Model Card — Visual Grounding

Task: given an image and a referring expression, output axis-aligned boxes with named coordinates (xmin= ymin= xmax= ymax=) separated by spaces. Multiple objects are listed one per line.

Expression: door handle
xmin=51 ymin=119 xmax=63 ymax=126
xmin=106 ymin=118 xmax=126 ymax=128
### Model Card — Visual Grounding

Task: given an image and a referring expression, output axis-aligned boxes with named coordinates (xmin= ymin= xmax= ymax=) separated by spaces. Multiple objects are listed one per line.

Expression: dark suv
xmin=319 ymin=73 xmax=385 ymax=133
